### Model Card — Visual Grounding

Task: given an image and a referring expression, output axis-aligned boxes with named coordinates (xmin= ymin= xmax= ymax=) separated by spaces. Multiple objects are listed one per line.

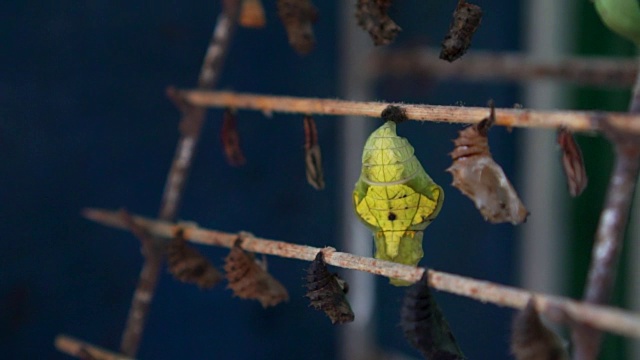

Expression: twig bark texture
xmin=571 ymin=58 xmax=640 ymax=360
xmin=179 ymin=90 xmax=640 ymax=135
xmin=83 ymin=208 xmax=640 ymax=340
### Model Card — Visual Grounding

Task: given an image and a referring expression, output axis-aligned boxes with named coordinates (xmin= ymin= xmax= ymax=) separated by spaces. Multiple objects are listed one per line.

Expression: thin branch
xmin=82 ymin=208 xmax=640 ymax=340
xmin=178 ymin=90 xmax=640 ymax=135
xmin=118 ymin=1 xmax=240 ymax=356
xmin=55 ymin=335 xmax=135 ymax=360
xmin=572 ymin=58 xmax=640 ymax=360
xmin=368 ymin=48 xmax=638 ymax=88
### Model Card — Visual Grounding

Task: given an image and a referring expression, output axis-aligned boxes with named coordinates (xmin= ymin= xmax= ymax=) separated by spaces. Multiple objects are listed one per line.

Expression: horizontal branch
xmin=368 ymin=48 xmax=638 ymax=88
xmin=178 ymin=90 xmax=640 ymax=135
xmin=55 ymin=335 xmax=135 ymax=360
xmin=83 ymin=208 xmax=640 ymax=340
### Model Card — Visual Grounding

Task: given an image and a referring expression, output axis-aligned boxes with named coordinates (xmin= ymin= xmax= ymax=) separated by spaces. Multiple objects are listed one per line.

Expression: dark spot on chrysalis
xmin=381 ymin=105 xmax=408 ymax=124
xmin=401 ymin=271 xmax=466 ymax=359
xmin=388 ymin=212 xmax=397 ymax=221
xmin=305 ymin=251 xmax=354 ymax=324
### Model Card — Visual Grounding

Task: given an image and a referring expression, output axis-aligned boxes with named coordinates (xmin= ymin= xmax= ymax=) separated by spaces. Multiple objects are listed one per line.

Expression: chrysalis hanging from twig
xmin=220 ymin=108 xmax=246 ymax=167
xmin=305 ymin=251 xmax=354 ymax=324
xmin=277 ymin=0 xmax=318 ymax=55
xmin=557 ymin=128 xmax=588 ymax=197
xmin=224 ymin=237 xmax=289 ymax=307
xmin=353 ymin=106 xmax=443 ymax=286
xmin=511 ymin=298 xmax=569 ymax=360
xmin=167 ymin=228 xmax=223 ymax=289
xmin=401 ymin=271 xmax=466 ymax=360
xmin=447 ymin=101 xmax=528 ymax=224
xmin=355 ymin=0 xmax=401 ymax=46
xmin=440 ymin=0 xmax=483 ymax=62
xmin=303 ymin=115 xmax=325 ymax=190
xmin=239 ymin=0 xmax=266 ymax=28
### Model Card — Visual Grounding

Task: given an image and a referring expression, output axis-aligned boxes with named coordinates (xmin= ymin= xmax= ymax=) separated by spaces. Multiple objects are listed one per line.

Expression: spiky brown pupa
xmin=277 ymin=0 xmax=318 ymax=55
xmin=303 ymin=115 xmax=325 ymax=190
xmin=401 ymin=271 xmax=466 ymax=360
xmin=355 ymin=0 xmax=401 ymax=46
xmin=305 ymin=251 xmax=354 ymax=324
xmin=511 ymin=298 xmax=569 ymax=360
xmin=557 ymin=128 xmax=588 ymax=197
xmin=220 ymin=108 xmax=246 ymax=167
xmin=224 ymin=239 xmax=289 ymax=307
xmin=239 ymin=0 xmax=266 ymax=28
xmin=167 ymin=228 xmax=223 ymax=289
xmin=446 ymin=102 xmax=528 ymax=224
xmin=440 ymin=0 xmax=482 ymax=62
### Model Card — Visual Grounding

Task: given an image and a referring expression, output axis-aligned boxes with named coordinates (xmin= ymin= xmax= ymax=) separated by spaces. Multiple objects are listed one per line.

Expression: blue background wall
xmin=1 ymin=1 xmax=523 ymax=359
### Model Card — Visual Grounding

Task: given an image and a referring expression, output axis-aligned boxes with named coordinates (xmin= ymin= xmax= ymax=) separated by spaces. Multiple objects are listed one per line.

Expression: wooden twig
xmin=82 ymin=208 xmax=640 ymax=340
xmin=55 ymin=335 xmax=135 ymax=360
xmin=572 ymin=58 xmax=640 ymax=360
xmin=118 ymin=1 xmax=240 ymax=356
xmin=369 ymin=48 xmax=638 ymax=88
xmin=178 ymin=90 xmax=640 ymax=135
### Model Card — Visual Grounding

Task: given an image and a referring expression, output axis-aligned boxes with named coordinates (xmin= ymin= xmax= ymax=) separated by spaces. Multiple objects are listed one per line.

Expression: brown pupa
xmin=440 ymin=0 xmax=483 ymax=62
xmin=167 ymin=228 xmax=223 ymax=289
xmin=557 ymin=128 xmax=588 ymax=197
xmin=305 ymin=251 xmax=354 ymax=324
xmin=220 ymin=108 xmax=246 ymax=167
xmin=355 ymin=0 xmax=401 ymax=46
xmin=277 ymin=0 xmax=318 ymax=55
xmin=224 ymin=238 xmax=289 ymax=307
xmin=303 ymin=115 xmax=325 ymax=190
xmin=446 ymin=102 xmax=528 ymax=224
xmin=511 ymin=298 xmax=568 ymax=360
xmin=401 ymin=271 xmax=465 ymax=359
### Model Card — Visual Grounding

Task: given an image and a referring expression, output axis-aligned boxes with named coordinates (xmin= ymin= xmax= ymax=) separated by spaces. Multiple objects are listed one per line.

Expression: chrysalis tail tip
xmin=381 ymin=105 xmax=408 ymax=124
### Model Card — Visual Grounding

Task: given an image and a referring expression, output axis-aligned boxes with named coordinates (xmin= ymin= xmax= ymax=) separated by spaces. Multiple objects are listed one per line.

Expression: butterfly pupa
xmin=355 ymin=0 xmax=401 ymax=46
xmin=401 ymin=271 xmax=466 ymax=359
xmin=353 ymin=106 xmax=443 ymax=286
xmin=447 ymin=103 xmax=528 ymax=224
xmin=224 ymin=238 xmax=289 ymax=308
xmin=277 ymin=0 xmax=318 ymax=55
xmin=167 ymin=228 xmax=223 ymax=289
xmin=305 ymin=251 xmax=354 ymax=324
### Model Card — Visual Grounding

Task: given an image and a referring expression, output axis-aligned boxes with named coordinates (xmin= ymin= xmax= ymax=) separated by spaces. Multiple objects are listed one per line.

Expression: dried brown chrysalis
xmin=303 ymin=116 xmax=325 ymax=190
xmin=224 ymin=238 xmax=289 ymax=307
xmin=440 ymin=0 xmax=483 ymax=62
xmin=401 ymin=271 xmax=466 ymax=360
xmin=355 ymin=0 xmax=401 ymax=46
xmin=446 ymin=102 xmax=528 ymax=224
xmin=167 ymin=228 xmax=223 ymax=289
xmin=220 ymin=108 xmax=246 ymax=167
xmin=511 ymin=299 xmax=569 ymax=360
xmin=239 ymin=0 xmax=266 ymax=28
xmin=557 ymin=128 xmax=588 ymax=197
xmin=305 ymin=252 xmax=354 ymax=324
xmin=277 ymin=0 xmax=318 ymax=55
